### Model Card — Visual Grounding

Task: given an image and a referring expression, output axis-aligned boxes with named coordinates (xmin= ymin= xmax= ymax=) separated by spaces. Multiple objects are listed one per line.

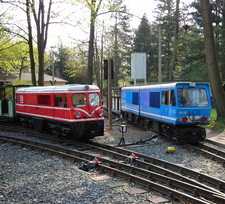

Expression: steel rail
xmin=77 ymin=141 xmax=224 ymax=195
xmin=89 ymin=141 xmax=225 ymax=191
xmin=184 ymin=143 xmax=225 ymax=166
xmin=198 ymin=142 xmax=225 ymax=158
xmin=205 ymin=139 xmax=225 ymax=149
xmin=0 ymin=135 xmax=224 ymax=204
xmin=2 ymin=121 xmax=224 ymax=193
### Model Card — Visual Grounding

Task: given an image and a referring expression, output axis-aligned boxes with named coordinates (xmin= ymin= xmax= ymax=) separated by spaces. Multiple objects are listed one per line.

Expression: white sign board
xmin=131 ymin=52 xmax=146 ymax=80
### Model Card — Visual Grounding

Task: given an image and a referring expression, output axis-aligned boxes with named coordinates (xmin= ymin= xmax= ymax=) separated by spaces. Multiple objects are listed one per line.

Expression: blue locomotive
xmin=121 ymin=82 xmax=212 ymax=143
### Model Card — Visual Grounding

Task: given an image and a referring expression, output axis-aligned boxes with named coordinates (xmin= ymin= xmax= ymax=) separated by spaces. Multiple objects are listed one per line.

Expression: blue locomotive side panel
xmin=121 ymin=87 xmax=140 ymax=116
xmin=140 ymin=88 xmax=162 ymax=122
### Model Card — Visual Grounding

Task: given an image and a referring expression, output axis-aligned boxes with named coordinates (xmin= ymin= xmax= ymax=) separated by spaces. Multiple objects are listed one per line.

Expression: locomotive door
xmin=167 ymin=89 xmax=177 ymax=124
xmin=161 ymin=89 xmax=177 ymax=124
xmin=54 ymin=94 xmax=69 ymax=120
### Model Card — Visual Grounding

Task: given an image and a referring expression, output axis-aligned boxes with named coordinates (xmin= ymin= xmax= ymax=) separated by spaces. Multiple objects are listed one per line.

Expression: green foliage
xmin=0 ymin=39 xmax=31 ymax=74
xmin=175 ymin=27 xmax=208 ymax=80
xmin=105 ymin=0 xmax=133 ymax=87
xmin=45 ymin=44 xmax=88 ymax=84
xmin=207 ymin=109 xmax=225 ymax=130
xmin=133 ymin=14 xmax=159 ymax=81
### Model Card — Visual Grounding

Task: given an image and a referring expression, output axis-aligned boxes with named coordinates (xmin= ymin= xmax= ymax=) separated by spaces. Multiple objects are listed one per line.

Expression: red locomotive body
xmin=15 ymin=84 xmax=104 ymax=140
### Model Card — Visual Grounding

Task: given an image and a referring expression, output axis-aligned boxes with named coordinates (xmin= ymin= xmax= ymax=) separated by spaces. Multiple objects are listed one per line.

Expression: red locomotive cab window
xmin=55 ymin=95 xmax=63 ymax=107
xmin=16 ymin=95 xmax=24 ymax=104
xmin=89 ymin=93 xmax=100 ymax=106
xmin=72 ymin=94 xmax=86 ymax=107
xmin=63 ymin=95 xmax=67 ymax=107
xmin=54 ymin=94 xmax=68 ymax=108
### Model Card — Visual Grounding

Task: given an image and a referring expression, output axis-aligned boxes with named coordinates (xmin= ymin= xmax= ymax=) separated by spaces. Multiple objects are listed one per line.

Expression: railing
xmin=103 ymin=88 xmax=121 ymax=113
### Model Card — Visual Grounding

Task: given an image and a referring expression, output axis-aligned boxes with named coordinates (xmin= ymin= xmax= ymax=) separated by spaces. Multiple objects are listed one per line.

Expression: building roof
xmin=19 ymin=73 xmax=67 ymax=82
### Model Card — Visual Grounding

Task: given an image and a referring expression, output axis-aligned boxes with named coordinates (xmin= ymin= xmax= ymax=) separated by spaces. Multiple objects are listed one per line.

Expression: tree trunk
xmin=221 ymin=0 xmax=225 ymax=80
xmin=87 ymin=0 xmax=96 ymax=85
xmin=169 ymin=0 xmax=180 ymax=81
xmin=87 ymin=22 xmax=95 ymax=85
xmin=26 ymin=0 xmax=36 ymax=85
xmin=200 ymin=0 xmax=225 ymax=117
xmin=31 ymin=0 xmax=52 ymax=86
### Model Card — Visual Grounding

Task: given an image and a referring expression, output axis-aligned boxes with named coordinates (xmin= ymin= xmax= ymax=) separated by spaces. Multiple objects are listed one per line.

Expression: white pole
xmin=158 ymin=25 xmax=162 ymax=83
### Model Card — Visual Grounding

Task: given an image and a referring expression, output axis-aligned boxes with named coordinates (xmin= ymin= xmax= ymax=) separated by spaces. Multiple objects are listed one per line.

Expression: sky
xmin=48 ymin=0 xmax=158 ymax=48
xmin=1 ymin=0 xmax=193 ymax=49
xmin=47 ymin=0 xmax=194 ymax=48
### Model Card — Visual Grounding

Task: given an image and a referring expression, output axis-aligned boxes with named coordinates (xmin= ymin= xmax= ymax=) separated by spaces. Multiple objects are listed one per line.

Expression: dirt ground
xmin=101 ymin=118 xmax=225 ymax=145
xmin=206 ymin=128 xmax=225 ymax=144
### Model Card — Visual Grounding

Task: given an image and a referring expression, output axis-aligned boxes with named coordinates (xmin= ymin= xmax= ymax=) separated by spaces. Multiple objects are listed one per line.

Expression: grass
xmin=206 ymin=109 xmax=225 ymax=130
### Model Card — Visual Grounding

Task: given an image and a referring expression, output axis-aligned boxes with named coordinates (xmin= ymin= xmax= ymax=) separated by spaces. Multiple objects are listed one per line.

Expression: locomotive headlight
xmin=178 ymin=117 xmax=183 ymax=122
xmin=75 ymin=111 xmax=82 ymax=118
xmin=99 ymin=110 xmax=104 ymax=117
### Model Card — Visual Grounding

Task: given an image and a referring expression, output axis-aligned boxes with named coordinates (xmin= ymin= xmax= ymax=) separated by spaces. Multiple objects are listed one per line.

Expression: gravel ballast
xmin=1 ymin=121 xmax=225 ymax=203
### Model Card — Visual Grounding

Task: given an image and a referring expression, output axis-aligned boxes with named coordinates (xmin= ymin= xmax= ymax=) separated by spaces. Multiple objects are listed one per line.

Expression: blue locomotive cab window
xmin=170 ymin=90 xmax=176 ymax=106
xmin=89 ymin=93 xmax=100 ymax=106
xmin=72 ymin=94 xmax=86 ymax=107
xmin=162 ymin=91 xmax=168 ymax=105
xmin=178 ymin=88 xmax=209 ymax=107
xmin=132 ymin=92 xmax=139 ymax=105
xmin=150 ymin=92 xmax=160 ymax=108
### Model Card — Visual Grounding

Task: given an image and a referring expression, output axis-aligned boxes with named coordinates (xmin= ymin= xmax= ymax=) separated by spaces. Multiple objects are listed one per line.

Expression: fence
xmin=103 ymin=88 xmax=121 ymax=113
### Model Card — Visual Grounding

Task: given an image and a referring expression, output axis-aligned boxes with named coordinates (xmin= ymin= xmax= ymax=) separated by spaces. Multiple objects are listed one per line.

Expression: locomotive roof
xmin=16 ymin=84 xmax=100 ymax=93
xmin=122 ymin=82 xmax=209 ymax=90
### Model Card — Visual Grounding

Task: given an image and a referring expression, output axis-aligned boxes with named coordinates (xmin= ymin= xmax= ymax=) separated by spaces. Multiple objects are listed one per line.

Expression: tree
xmin=31 ymin=0 xmax=53 ymax=86
xmin=169 ymin=0 xmax=180 ymax=81
xmin=26 ymin=0 xmax=36 ymax=85
xmin=45 ymin=44 xmax=89 ymax=84
xmin=200 ymin=0 xmax=225 ymax=117
xmin=155 ymin=0 xmax=176 ymax=81
xmin=133 ymin=14 xmax=153 ymax=82
xmin=107 ymin=0 xmax=133 ymax=87
xmin=85 ymin=0 xmax=103 ymax=85
xmin=2 ymin=0 xmax=56 ymax=86
xmin=0 ymin=39 xmax=34 ymax=76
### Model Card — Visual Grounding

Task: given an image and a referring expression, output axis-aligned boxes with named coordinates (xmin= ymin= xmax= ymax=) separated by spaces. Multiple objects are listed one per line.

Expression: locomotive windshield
xmin=89 ymin=93 xmax=100 ymax=106
xmin=178 ymin=88 xmax=209 ymax=107
xmin=72 ymin=94 xmax=86 ymax=107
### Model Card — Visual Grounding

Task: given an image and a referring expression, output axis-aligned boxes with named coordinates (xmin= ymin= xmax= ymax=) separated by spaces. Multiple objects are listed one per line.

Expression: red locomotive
xmin=15 ymin=84 xmax=104 ymax=140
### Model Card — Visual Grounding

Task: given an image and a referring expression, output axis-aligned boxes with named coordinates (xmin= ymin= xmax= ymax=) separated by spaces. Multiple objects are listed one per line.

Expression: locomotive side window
xmin=55 ymin=95 xmax=63 ymax=107
xmin=162 ymin=91 xmax=168 ymax=105
xmin=132 ymin=92 xmax=139 ymax=105
xmin=38 ymin=95 xmax=50 ymax=105
xmin=16 ymin=95 xmax=24 ymax=104
xmin=72 ymin=94 xmax=86 ymax=107
xmin=150 ymin=92 xmax=160 ymax=108
xmin=89 ymin=93 xmax=100 ymax=106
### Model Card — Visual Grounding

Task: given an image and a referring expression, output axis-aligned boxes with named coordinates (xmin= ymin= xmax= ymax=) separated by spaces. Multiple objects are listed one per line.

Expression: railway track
xmin=184 ymin=140 xmax=225 ymax=166
xmin=1 ymin=132 xmax=225 ymax=203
